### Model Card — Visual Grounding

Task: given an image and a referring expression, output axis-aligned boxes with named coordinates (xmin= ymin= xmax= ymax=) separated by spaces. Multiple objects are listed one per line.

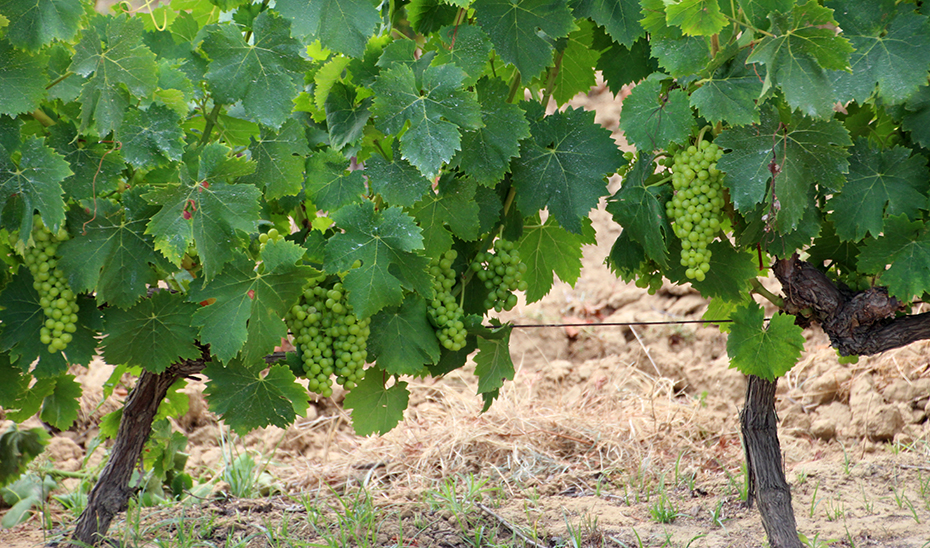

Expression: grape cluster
xmin=427 ymin=250 xmax=466 ymax=351
xmin=285 ymin=279 xmax=370 ymax=396
xmin=836 ymin=349 xmax=859 ymax=365
xmin=632 ymin=260 xmax=663 ymax=296
xmin=665 ymin=140 xmax=725 ymax=282
xmin=14 ymin=215 xmax=78 ymax=353
xmin=471 ymin=239 xmax=527 ymax=312
xmin=258 ymin=228 xmax=283 ymax=249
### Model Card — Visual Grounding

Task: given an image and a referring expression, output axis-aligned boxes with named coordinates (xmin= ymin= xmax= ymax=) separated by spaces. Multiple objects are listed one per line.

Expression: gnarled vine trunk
xmin=740 ymin=375 xmax=802 ymax=548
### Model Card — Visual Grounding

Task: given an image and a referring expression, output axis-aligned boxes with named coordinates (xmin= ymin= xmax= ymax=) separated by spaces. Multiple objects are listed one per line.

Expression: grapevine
xmin=12 ymin=215 xmax=78 ymax=354
xmin=427 ymin=249 xmax=467 ymax=351
xmin=470 ymin=239 xmax=528 ymax=312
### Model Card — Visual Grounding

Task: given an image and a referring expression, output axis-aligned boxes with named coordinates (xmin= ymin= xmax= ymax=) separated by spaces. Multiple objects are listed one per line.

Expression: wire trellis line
xmin=504 ymin=319 xmax=736 ymax=329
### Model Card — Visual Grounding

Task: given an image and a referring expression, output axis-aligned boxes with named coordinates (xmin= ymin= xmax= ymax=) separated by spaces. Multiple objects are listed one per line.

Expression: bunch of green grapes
xmin=427 ymin=250 xmax=466 ymax=351
xmin=665 ymin=140 xmax=725 ymax=282
xmin=836 ymin=349 xmax=859 ymax=364
xmin=471 ymin=239 xmax=527 ymax=312
xmin=13 ymin=215 xmax=78 ymax=353
xmin=632 ymin=260 xmax=663 ymax=296
xmin=285 ymin=279 xmax=370 ymax=395
xmin=258 ymin=228 xmax=283 ymax=249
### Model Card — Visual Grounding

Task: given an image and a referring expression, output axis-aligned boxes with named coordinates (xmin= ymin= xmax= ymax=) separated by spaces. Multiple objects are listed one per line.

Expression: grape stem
xmin=199 ymin=103 xmax=223 ymax=146
xmin=750 ymin=278 xmax=785 ymax=309
xmin=645 ymin=175 xmax=673 ymax=188
xmin=31 ymin=109 xmax=55 ymax=127
xmin=540 ymin=50 xmax=564 ymax=109
xmin=506 ymin=71 xmax=522 ymax=103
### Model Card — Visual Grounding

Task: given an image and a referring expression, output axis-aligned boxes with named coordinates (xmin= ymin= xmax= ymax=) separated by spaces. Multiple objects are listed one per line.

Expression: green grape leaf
xmin=39 ymin=374 xmax=81 ymax=430
xmin=366 ymin=141 xmax=431 ymax=207
xmin=665 ymin=0 xmax=727 ymax=36
xmin=453 ymin=78 xmax=531 ymax=187
xmin=188 ymin=240 xmax=312 ymax=364
xmin=903 ymin=86 xmax=930 ymax=148
xmin=472 ymin=0 xmax=575 ymax=77
xmin=807 ymin=219 xmax=859 ymax=274
xmin=619 ymin=74 xmax=694 ymax=151
xmin=572 ymin=0 xmax=644 ymax=47
xmin=716 ymin=107 xmax=851 ymax=231
xmin=0 ymin=40 xmax=48 ymax=116
xmin=4 ymin=377 xmax=55 ymax=423
xmin=313 ymin=56 xmax=352 ymax=116
xmin=0 ymin=274 xmax=100 ymax=377
xmin=650 ymin=32 xmax=711 ymax=78
xmin=0 ymin=0 xmax=82 ymax=51
xmin=204 ymin=359 xmax=309 ymax=436
xmin=324 ymin=202 xmax=432 ymax=319
xmin=512 ymin=103 xmax=622 ymax=234
xmin=70 ymin=15 xmax=159 ymax=134
xmin=145 ymin=144 xmax=261 ymax=281
xmin=305 ymin=150 xmax=366 ymax=212
xmin=0 ymin=136 xmax=71 ymax=236
xmin=371 ymin=63 xmax=482 ymax=178
xmin=431 ymin=24 xmax=492 ymax=86
xmin=550 ymin=21 xmax=601 ymax=106
xmin=407 ymin=0 xmax=457 ymax=34
xmin=737 ymin=0 xmax=795 ymax=30
xmin=102 ymin=291 xmax=202 ymax=374
xmin=595 ymin=37 xmax=658 ymax=95
xmin=325 ymin=82 xmax=371 ymax=150
xmin=59 ymin=192 xmax=169 ymax=309
xmin=274 ymin=0 xmax=379 ymax=58
xmin=745 ymin=0 xmax=853 ymax=118
xmin=474 ymin=184 xmax=502 ymax=234
xmin=689 ymin=240 xmax=759 ymax=301
xmin=118 ymin=104 xmax=185 ymax=168
xmin=726 ymin=303 xmax=805 ymax=381
xmin=517 ymin=215 xmax=596 ymax=304
xmin=239 ymin=119 xmax=308 ymax=200
xmin=410 ymin=176 xmax=480 ymax=258
xmin=344 ymin=367 xmax=409 ymax=436
xmin=828 ymin=0 xmax=930 ymax=105
xmin=201 ymin=12 xmax=309 ymax=129
xmin=474 ymin=324 xmax=514 ymax=395
xmin=607 ymin=157 xmax=669 ymax=267
xmin=368 ymin=294 xmax=440 ymax=376
xmin=48 ymin=123 xmax=123 ymax=202
xmin=703 ymin=294 xmax=750 ymax=334
xmin=827 ymin=140 xmax=929 ymax=241
xmin=606 ymin=229 xmax=647 ymax=279
xmin=0 ymin=354 xmax=28 ymax=408
xmin=857 ymin=215 xmax=930 ymax=301
xmin=0 ymin=425 xmax=49 ymax=488
xmin=689 ymin=51 xmax=764 ymax=126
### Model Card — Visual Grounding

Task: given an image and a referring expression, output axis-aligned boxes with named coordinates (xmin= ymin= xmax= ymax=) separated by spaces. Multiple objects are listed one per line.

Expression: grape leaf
xmin=703 ymin=293 xmax=752 ymax=334
xmin=0 ymin=354 xmax=28 ymax=408
xmin=4 ymin=377 xmax=56 ymax=423
xmin=0 ymin=425 xmax=48 ymax=488
xmin=726 ymin=303 xmax=805 ymax=381
xmin=410 ymin=176 xmax=480 ymax=258
xmin=102 ymin=291 xmax=202 ymax=374
xmin=0 ymin=136 xmax=71 ymax=237
xmin=511 ymin=103 xmax=622 ymax=234
xmin=39 ymin=373 xmax=81 ymax=430
xmin=366 ymin=141 xmax=432 ymax=207
xmin=313 ymin=56 xmax=352 ymax=117
xmin=472 ymin=0 xmax=575 ymax=77
xmin=474 ymin=324 xmax=514 ymax=395
xmin=431 ymin=24 xmax=492 ymax=86
xmin=641 ymin=1 xmax=712 ymax=78
xmin=59 ymin=192 xmax=167 ymax=309
xmin=517 ymin=214 xmax=596 ymax=303
xmin=344 ymin=367 xmax=409 ymax=436
xmin=47 ymin=123 xmax=123 ymax=201
xmin=619 ymin=74 xmax=694 ymax=152
xmin=453 ymin=78 xmax=531 ymax=187
xmin=0 ymin=0 xmax=82 ymax=51
xmin=807 ymin=219 xmax=859 ymax=274
xmin=325 ymin=82 xmax=371 ymax=150
xmin=745 ymin=0 xmax=853 ymax=118
xmin=689 ymin=239 xmax=759 ymax=301
xmin=595 ymin=37 xmax=658 ymax=95
xmin=903 ymin=86 xmax=930 ymax=148
xmin=204 ymin=359 xmax=309 ymax=435
xmin=145 ymin=144 xmax=261 ymax=280
xmin=201 ymin=12 xmax=309 ymax=129
xmin=550 ymin=21 xmax=601 ymax=106
xmin=857 ymin=215 xmax=930 ymax=302
xmin=607 ymin=155 xmax=669 ymax=267
xmin=689 ymin=50 xmax=764 ymax=126
xmin=274 ymin=0 xmax=379 ymax=58
xmin=368 ymin=294 xmax=440 ymax=376
xmin=737 ymin=0 xmax=795 ymax=30
xmin=828 ymin=0 xmax=930 ymax=105
xmin=188 ymin=240 xmax=312 ymax=364
xmin=70 ymin=15 xmax=159 ymax=134
xmin=305 ymin=150 xmax=366 ymax=212
xmin=716 ymin=106 xmax=851 ymax=231
xmin=118 ymin=104 xmax=185 ymax=168
xmin=370 ymin=63 xmax=482 ymax=178
xmin=606 ymin=229 xmax=647 ymax=280
xmin=324 ymin=202 xmax=432 ymax=319
xmin=665 ymin=0 xmax=727 ymax=36
xmin=572 ymin=0 xmax=644 ymax=47
xmin=827 ymin=140 xmax=929 ymax=242
xmin=238 ymin=119 xmax=308 ymax=200
xmin=407 ymin=0 xmax=457 ymax=34
xmin=0 ymin=40 xmax=48 ymax=116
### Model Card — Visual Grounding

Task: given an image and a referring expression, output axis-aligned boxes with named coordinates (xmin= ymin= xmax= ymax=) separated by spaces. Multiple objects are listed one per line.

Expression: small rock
xmin=807 ymin=367 xmax=851 ymax=405
xmin=810 ymin=419 xmax=835 ymax=440
xmin=862 ymin=404 xmax=903 ymax=441
xmin=883 ymin=379 xmax=917 ymax=404
xmin=811 ymin=402 xmax=851 ymax=440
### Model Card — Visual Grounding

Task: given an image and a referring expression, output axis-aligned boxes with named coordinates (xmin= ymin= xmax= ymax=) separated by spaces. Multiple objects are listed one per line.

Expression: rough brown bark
xmin=773 ymin=254 xmax=930 ymax=356
xmin=68 ymin=353 xmax=209 ymax=547
xmin=741 ymin=375 xmax=802 ymax=548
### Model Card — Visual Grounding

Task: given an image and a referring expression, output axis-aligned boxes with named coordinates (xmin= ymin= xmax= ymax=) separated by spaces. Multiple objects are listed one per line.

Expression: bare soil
xmin=4 ymin=86 xmax=930 ymax=548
